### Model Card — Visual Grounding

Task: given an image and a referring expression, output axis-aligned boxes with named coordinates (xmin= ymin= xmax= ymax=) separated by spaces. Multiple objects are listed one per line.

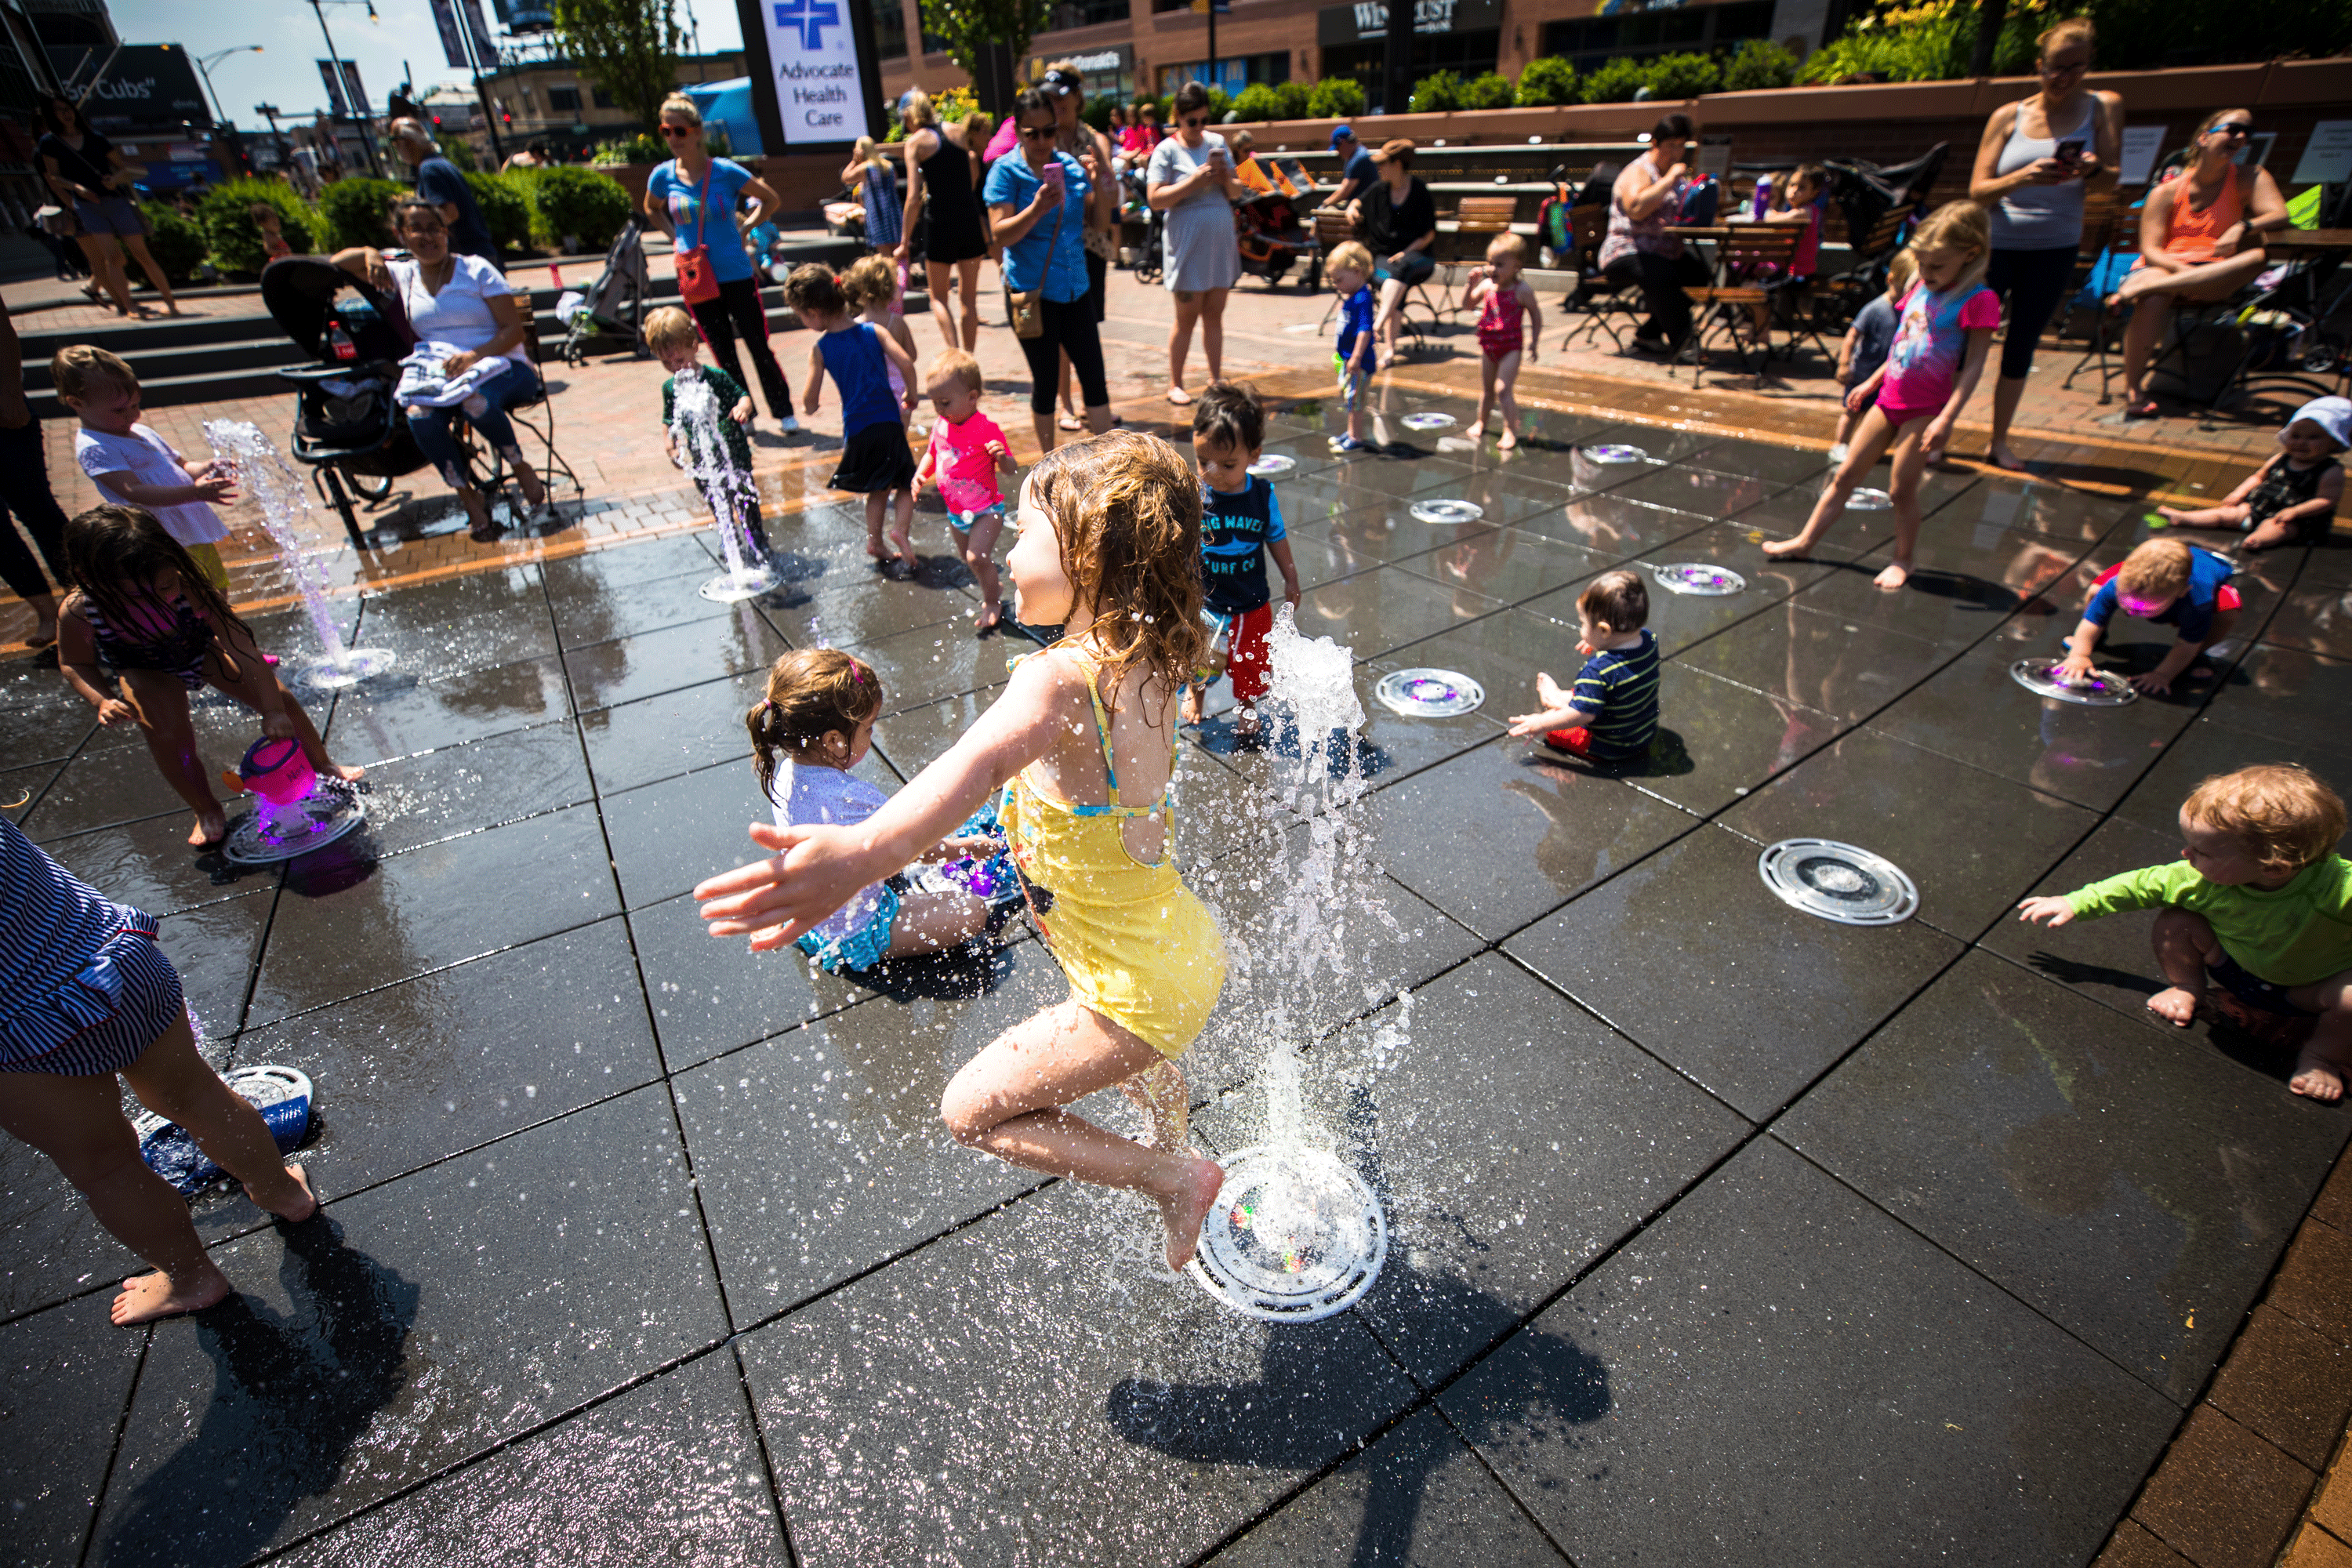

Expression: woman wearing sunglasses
xmin=642 ymin=94 xmax=797 ymax=433
xmin=1966 ymin=16 xmax=2122 ymax=470
xmin=1147 ymin=81 xmax=1246 ymax=405
xmin=984 ymin=88 xmax=1117 ymax=453
xmin=2109 ymin=109 xmax=2288 ymax=420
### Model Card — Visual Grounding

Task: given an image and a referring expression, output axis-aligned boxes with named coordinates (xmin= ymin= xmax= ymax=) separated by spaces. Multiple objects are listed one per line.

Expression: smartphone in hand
xmin=2054 ymin=137 xmax=2085 ymax=166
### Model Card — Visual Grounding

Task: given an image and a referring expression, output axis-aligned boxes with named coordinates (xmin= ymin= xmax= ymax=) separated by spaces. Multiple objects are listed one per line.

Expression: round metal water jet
xmin=1248 ymin=453 xmax=1297 ymax=477
xmin=1847 ymin=487 xmax=1893 ymax=510
xmin=1399 ymin=412 xmax=1457 ymax=430
xmin=296 ymin=648 xmax=398 ymax=691
xmin=1582 ymin=443 xmax=1651 ymax=464
xmin=222 ymin=779 xmax=366 ymax=865
xmin=1759 ymin=839 xmax=1919 ymax=926
xmin=1188 ymin=1145 xmax=1388 ymax=1323
xmin=2011 ymin=657 xmax=2140 ymax=706
xmin=699 ymin=561 xmax=783 ymax=603
xmin=1651 ymin=562 xmax=1746 ymax=597
xmin=1408 ymin=499 xmax=1485 ymax=525
xmin=1374 ymin=668 xmax=1485 ymax=717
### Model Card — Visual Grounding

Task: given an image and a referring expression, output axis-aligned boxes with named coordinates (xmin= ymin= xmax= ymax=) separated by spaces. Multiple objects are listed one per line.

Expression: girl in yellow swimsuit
xmin=695 ymin=430 xmax=1230 ymax=1271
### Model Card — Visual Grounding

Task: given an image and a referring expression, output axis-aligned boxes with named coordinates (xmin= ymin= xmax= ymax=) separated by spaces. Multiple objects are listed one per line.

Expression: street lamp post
xmin=307 ymin=0 xmax=388 ymax=178
xmin=196 ymin=45 xmax=262 ymax=175
xmin=254 ymin=103 xmax=290 ymax=172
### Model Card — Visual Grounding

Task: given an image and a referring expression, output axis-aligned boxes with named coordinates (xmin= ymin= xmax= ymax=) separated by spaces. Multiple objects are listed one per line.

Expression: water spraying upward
xmin=202 ymin=420 xmax=396 ymax=691
xmin=670 ymin=370 xmax=780 ymax=604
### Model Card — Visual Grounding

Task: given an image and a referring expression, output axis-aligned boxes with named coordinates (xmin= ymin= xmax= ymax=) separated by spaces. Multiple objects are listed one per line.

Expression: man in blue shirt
xmin=392 ymin=118 xmax=496 ymax=267
xmin=1319 ymin=125 xmax=1379 ymax=212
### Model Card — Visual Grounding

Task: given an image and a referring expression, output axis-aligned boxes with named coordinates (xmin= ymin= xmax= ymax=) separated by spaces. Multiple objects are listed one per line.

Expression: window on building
xmin=1540 ymin=1 xmax=1772 ymax=74
xmin=920 ymin=26 xmax=949 ymax=54
xmin=1156 ymin=52 xmax=1288 ymax=96
xmin=1045 ymin=0 xmax=1130 ymax=27
xmin=546 ymin=85 xmax=581 ymax=112
xmin=874 ymin=0 xmax=908 ymax=58
xmin=590 ymin=86 xmax=616 ymax=108
xmin=1319 ymin=29 xmax=1498 ymax=111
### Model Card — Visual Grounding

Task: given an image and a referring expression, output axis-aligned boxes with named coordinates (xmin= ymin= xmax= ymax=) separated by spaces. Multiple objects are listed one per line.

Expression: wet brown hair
xmin=1191 ymin=379 xmax=1263 ymax=456
xmin=2185 ymin=764 xmax=2346 ymax=873
xmin=1579 ymin=569 xmax=1650 ymax=633
xmin=1024 ymin=429 xmax=1207 ymax=704
xmin=62 ymin=504 xmax=253 ymax=672
xmin=747 ymin=648 xmax=885 ymax=804
xmin=782 ymin=263 xmax=846 ymax=318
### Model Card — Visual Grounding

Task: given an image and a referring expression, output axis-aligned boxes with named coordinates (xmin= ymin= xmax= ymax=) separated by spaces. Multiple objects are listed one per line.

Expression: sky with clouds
xmin=110 ymin=0 xmax=747 ymax=128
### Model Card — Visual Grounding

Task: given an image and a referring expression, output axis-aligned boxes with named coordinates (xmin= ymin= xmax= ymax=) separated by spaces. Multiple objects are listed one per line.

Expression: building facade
xmin=874 ymin=0 xmax=1846 ymax=114
xmin=471 ymin=49 xmax=748 ymax=158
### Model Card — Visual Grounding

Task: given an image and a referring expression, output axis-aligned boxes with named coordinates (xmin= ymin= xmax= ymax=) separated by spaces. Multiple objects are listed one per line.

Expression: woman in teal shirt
xmin=984 ymin=88 xmax=1114 ymax=456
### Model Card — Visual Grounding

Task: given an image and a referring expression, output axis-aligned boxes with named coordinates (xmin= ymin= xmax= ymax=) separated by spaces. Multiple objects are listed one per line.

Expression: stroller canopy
xmin=260 ymin=256 xmax=415 ymax=364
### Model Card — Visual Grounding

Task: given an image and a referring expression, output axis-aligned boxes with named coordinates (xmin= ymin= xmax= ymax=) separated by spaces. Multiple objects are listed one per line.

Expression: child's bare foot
xmin=2291 ymin=1051 xmax=2347 ymax=1102
xmin=1498 ymin=427 xmax=1518 ymax=451
xmin=891 ymin=528 xmax=916 ymax=568
xmin=1232 ymin=710 xmax=1262 ymax=742
xmin=975 ymin=601 xmax=1002 ymax=633
xmin=113 ymin=1261 xmax=230 ymax=1325
xmin=256 ymin=1162 xmax=319 ymax=1224
xmin=1158 ymin=1155 xmax=1225 ymax=1271
xmin=1760 ymin=535 xmax=1815 ymax=561
xmin=1873 ymin=560 xmax=1912 ymax=591
xmin=189 ymin=808 xmax=227 ymax=848
xmin=1988 ymin=442 xmax=2027 ymax=473
xmin=2147 ymin=985 xmax=2202 ymax=1027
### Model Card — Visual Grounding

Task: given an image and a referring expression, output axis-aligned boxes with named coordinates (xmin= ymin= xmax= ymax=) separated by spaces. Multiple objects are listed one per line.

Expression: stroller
xmin=1809 ymin=143 xmax=1951 ymax=329
xmin=1235 ymin=158 xmax=1321 ymax=292
xmin=1123 ymin=162 xmax=1166 ymax=284
xmin=559 ymin=218 xmax=651 ymax=365
xmin=260 ymin=256 xmax=517 ymax=547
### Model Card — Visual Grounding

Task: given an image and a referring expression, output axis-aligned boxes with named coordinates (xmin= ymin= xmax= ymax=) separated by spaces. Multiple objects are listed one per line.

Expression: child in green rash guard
xmin=2017 ymin=764 xmax=2352 ymax=1101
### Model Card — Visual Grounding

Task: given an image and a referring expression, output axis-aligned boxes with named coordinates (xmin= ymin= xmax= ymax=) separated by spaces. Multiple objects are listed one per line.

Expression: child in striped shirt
xmin=1506 ymin=569 xmax=1660 ymax=761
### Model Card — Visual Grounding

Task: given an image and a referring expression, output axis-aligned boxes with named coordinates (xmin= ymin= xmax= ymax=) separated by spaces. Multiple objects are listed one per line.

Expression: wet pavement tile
xmin=2113 ymin=717 xmax=2352 ymax=843
xmin=230 ymin=919 xmax=662 ymax=1197
xmin=2255 ymin=580 xmax=2352 ymax=659
xmin=1272 ymin=453 xmax=1479 ymax=518
xmin=756 ymin=569 xmax=982 ymax=648
xmin=826 ymin=615 xmax=1021 ymax=713
xmin=1295 ymin=563 xmax=1508 ymax=663
xmin=1603 ymin=463 xmax=1791 ymax=522
xmin=38 ymin=815 xmax=283 ymax=917
xmin=1360 ymin=740 xmax=1699 ymax=942
xmin=544 ymin=561 xmax=758 ymax=651
xmin=1293 ymin=499 xmax=1502 ymax=572
xmin=86 ymin=1088 xmax=726 ymax=1568
xmin=602 ymin=753 xmax=887 ymax=911
xmin=268 ymin=1353 xmax=788 ymax=1568
xmin=155 ymin=887 xmax=274 ymax=1036
xmin=0 ymin=1295 xmax=147 ymax=1568
xmin=578 ymin=669 xmax=765 ymax=794
xmin=246 ymin=804 xmax=620 ymax=1026
xmin=1716 ymin=726 xmax=2100 ymax=941
xmin=2299 ymin=541 xmax=2352 ymax=590
xmin=0 ymin=1131 xmax=140 ymax=1320
xmin=870 ymin=681 xmax=1008 ymax=775
xmin=322 ymin=654 xmax=575 ymax=764
xmin=1246 ymin=662 xmax=1503 ymax=789
xmin=2198 ymin=641 xmax=2352 ymax=744
xmin=538 ymin=531 xmax=724 ymax=596
xmin=1673 ymin=603 xmax=1955 ymax=720
xmin=1506 ymin=489 xmax=1715 ymax=564
xmin=1443 ymin=1139 xmax=2179 ymax=1567
xmin=19 ymin=708 xmax=256 ymax=842
xmin=733 ymin=1178 xmax=1418 ymax=1568
xmin=1782 ymin=949 xmax=2350 ymax=1403
xmin=557 ymin=605 xmax=793 ymax=713
xmin=345 ymin=721 xmax=593 ymax=856
xmin=1679 ymin=437 xmax=1831 ymax=488
xmin=1789 ymin=546 xmax=2041 ymax=651
xmin=1395 ymin=526 xmax=1618 ymax=610
xmin=1922 ymin=476 xmax=2138 ymax=546
xmin=1290 ymin=956 xmax=1748 ymax=1387
xmin=1167 ymin=745 xmax=1291 ymax=873
xmin=1 ymin=757 xmax=62 ymax=816
xmin=1603 ymin=662 xmax=1847 ymax=818
xmin=1506 ymin=823 xmax=1964 ymax=1120
xmin=1523 ymin=530 xmax=1827 ymax=658
xmin=1369 ymin=607 xmax=1584 ymax=718
xmin=348 ymin=588 xmax=561 ymax=681
xmin=626 ymin=890 xmax=866 ymax=1073
xmin=0 ymin=695 xmax=93 ymax=765
xmin=675 ymin=942 xmax=1068 ymax=1317
xmin=1207 ymin=1406 xmax=1569 ymax=1567
xmin=1718 ymin=484 xmax=1897 ymax=551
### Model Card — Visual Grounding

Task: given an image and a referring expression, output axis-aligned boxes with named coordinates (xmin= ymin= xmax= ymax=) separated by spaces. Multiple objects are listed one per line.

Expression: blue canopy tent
xmin=684 ymin=79 xmax=763 ymax=158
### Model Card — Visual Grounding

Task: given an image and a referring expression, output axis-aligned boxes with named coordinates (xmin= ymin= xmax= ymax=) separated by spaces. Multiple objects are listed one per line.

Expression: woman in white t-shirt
xmin=332 ymin=199 xmax=548 ymax=541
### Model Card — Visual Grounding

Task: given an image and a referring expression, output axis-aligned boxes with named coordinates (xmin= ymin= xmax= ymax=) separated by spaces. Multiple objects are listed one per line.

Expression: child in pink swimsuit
xmin=1465 ymin=234 xmax=1542 ymax=449
xmin=1764 ymin=201 xmax=1999 ymax=591
xmin=915 ymin=347 xmax=1018 ymax=631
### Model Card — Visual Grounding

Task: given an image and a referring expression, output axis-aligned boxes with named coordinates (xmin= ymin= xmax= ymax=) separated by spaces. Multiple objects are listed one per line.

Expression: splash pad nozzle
xmin=1189 ymin=1145 xmax=1388 ymax=1322
xmin=219 ymin=735 xmax=365 ymax=864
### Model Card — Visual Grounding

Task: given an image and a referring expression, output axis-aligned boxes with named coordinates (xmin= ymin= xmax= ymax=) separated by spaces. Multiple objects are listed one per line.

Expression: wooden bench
xmin=1683 ymin=225 xmax=1802 ymax=379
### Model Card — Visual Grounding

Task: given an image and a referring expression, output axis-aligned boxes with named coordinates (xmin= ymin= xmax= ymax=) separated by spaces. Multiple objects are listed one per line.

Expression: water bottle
xmin=328 ymin=321 xmax=356 ymax=361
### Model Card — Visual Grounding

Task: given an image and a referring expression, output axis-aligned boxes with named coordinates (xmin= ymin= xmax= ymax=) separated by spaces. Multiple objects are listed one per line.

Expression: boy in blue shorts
xmin=1327 ymin=240 xmax=1376 ymax=453
xmin=2058 ymin=536 xmax=2239 ymax=698
xmin=1183 ymin=380 xmax=1300 ymax=742
xmin=1505 ymin=570 xmax=1661 ymax=762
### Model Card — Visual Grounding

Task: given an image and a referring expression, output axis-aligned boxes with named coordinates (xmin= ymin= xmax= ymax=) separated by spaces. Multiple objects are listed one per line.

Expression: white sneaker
xmin=1827 ymin=442 xmax=1849 ymax=466
xmin=776 ymin=416 xmax=800 ymax=434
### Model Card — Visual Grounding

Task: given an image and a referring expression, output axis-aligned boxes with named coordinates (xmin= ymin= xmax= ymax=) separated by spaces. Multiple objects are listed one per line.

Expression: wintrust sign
xmin=739 ymin=0 xmax=880 ymax=151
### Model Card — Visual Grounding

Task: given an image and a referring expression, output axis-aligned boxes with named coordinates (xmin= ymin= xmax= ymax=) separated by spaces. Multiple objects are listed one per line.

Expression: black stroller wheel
xmin=349 ymin=471 xmax=394 ymax=503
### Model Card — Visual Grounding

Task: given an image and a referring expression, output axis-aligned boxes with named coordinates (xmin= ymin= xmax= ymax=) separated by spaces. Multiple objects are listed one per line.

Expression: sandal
xmin=1057 ymin=411 xmax=1083 ymax=430
xmin=2122 ymin=398 xmax=2161 ymax=420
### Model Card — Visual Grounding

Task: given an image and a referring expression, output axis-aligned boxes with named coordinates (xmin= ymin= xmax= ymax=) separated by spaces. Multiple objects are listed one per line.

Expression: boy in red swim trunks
xmin=1181 ymin=380 xmax=1299 ymax=742
xmin=2057 ymin=536 xmax=2239 ymax=698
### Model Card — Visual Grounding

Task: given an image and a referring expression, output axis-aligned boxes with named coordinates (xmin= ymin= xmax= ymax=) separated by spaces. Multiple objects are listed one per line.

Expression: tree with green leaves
xmin=550 ymin=0 xmax=684 ymax=131
xmin=916 ymin=0 xmax=1053 ymax=112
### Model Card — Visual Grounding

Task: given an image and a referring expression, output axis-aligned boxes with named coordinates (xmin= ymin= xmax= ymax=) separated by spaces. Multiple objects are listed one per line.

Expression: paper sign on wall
xmin=2292 ymin=122 xmax=2352 ymax=187
xmin=2116 ymin=125 xmax=2165 ymax=186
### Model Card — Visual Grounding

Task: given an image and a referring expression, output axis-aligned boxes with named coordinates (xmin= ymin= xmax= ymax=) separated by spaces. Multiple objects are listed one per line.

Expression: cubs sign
xmin=738 ymin=0 xmax=884 ymax=153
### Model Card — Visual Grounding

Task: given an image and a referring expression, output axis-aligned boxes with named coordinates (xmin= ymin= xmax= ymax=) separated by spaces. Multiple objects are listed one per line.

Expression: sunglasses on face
xmin=2211 ymin=122 xmax=2253 ymax=138
xmin=1018 ymin=123 xmax=1057 ymax=141
xmin=1181 ymin=116 xmax=1207 ymax=129
xmin=659 ymin=124 xmax=698 ymax=138
xmin=2039 ymin=58 xmax=2086 ymax=75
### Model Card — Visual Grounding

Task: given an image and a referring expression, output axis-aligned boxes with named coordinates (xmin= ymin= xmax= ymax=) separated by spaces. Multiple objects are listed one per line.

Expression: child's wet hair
xmin=2185 ymin=764 xmax=2347 ymax=873
xmin=62 ymin=504 xmax=252 ymax=670
xmin=842 ymin=253 xmax=897 ymax=310
xmin=1578 ymin=569 xmax=1649 ymax=633
xmin=782 ymin=263 xmax=847 ymax=318
xmin=1023 ymin=430 xmax=1207 ymax=702
xmin=52 ymin=343 xmax=136 ymax=403
xmin=927 ymin=348 xmax=984 ymax=394
xmin=642 ymin=306 xmax=699 ymax=354
xmin=1190 ymin=379 xmax=1263 ymax=456
xmin=2118 ymin=537 xmax=2193 ymax=599
xmin=1486 ymin=232 xmax=1526 ymax=264
xmin=1327 ymin=239 xmax=1372 ymax=278
xmin=1907 ymin=200 xmax=1992 ymax=295
xmin=747 ymin=648 xmax=885 ymax=803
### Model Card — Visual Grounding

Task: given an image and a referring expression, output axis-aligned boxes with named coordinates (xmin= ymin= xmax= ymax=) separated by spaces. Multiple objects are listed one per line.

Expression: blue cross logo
xmin=773 ymin=0 xmax=839 ymax=49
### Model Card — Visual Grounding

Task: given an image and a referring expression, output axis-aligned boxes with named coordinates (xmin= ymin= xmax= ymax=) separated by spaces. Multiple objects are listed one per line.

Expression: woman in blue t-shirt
xmin=641 ymin=93 xmax=797 ymax=432
xmin=983 ymin=88 xmax=1114 ymax=456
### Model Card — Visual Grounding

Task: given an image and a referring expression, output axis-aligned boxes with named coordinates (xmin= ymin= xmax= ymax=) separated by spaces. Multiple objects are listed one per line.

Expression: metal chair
xmin=1560 ymin=204 xmax=1636 ymax=352
xmin=1684 ymin=227 xmax=1801 ymax=380
xmin=2060 ymin=200 xmax=2143 ymax=404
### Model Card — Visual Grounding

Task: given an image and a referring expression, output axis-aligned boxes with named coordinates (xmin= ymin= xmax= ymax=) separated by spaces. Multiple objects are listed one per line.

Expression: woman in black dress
xmin=897 ymin=89 xmax=988 ymax=353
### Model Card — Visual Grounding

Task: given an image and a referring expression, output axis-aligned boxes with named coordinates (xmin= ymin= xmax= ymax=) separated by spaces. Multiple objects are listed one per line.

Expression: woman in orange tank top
xmin=2113 ymin=107 xmax=2288 ymax=418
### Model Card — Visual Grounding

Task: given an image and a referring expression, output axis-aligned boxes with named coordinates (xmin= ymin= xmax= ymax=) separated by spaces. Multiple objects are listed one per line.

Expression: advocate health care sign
xmin=741 ymin=0 xmax=882 ymax=151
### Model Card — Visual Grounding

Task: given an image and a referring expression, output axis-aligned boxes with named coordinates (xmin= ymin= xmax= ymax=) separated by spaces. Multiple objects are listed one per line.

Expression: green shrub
xmin=1202 ymin=85 xmax=1231 ymax=121
xmin=1233 ymin=82 xmax=1283 ymax=122
xmin=1642 ymin=51 xmax=1721 ymax=98
xmin=1722 ymin=38 xmax=1801 ymax=90
xmin=1579 ymin=56 xmax=1649 ymax=103
xmin=1462 ymin=71 xmax=1515 ymax=110
xmin=466 ymin=172 xmax=532 ymax=252
xmin=1407 ymin=70 xmax=1464 ymax=113
xmin=1273 ymin=80 xmax=1312 ymax=119
xmin=196 ymin=179 xmax=318 ymax=274
xmin=1515 ymin=56 xmax=1580 ymax=106
xmin=437 ymin=135 xmax=477 ymax=171
xmin=591 ymin=132 xmax=666 ymax=163
xmin=531 ymin=165 xmax=632 ymax=252
xmin=1307 ymin=76 xmax=1366 ymax=119
xmin=138 ymin=203 xmax=209 ymax=284
xmin=1079 ymin=96 xmax=1112 ymax=132
xmin=313 ymin=176 xmax=405 ymax=252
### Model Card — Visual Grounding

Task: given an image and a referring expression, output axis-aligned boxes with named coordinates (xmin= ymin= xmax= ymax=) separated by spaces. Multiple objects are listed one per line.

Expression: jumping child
xmin=0 ymin=812 xmax=317 ymax=1325
xmin=1465 ymin=233 xmax=1541 ymax=450
xmin=913 ymin=348 xmax=1018 ymax=631
xmin=696 ymin=430 xmax=1229 ymax=1269
xmin=1763 ymin=201 xmax=1999 ymax=590
xmin=2153 ymin=394 xmax=2346 ymax=552
xmin=1181 ymin=379 xmax=1299 ymax=742
xmin=645 ymin=305 xmax=774 ymax=564
xmin=2057 ymin=536 xmax=2239 ymax=697
xmin=1828 ymin=249 xmax=1914 ymax=468
xmin=56 ymin=346 xmax=236 ymax=593
xmin=1505 ymin=568 xmax=1661 ymax=763
xmin=1327 ymin=240 xmax=1376 ymax=453
xmin=783 ymin=263 xmax=920 ymax=571
xmin=55 ymin=505 xmax=362 ymax=848
xmin=2018 ymin=763 xmax=2352 ymax=1101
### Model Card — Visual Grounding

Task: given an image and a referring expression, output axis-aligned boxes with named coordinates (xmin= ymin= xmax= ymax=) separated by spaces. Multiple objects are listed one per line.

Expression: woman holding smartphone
xmin=1147 ymin=80 xmax=1244 ymax=405
xmin=984 ymin=88 xmax=1116 ymax=454
xmin=1967 ymin=16 xmax=2121 ymax=470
